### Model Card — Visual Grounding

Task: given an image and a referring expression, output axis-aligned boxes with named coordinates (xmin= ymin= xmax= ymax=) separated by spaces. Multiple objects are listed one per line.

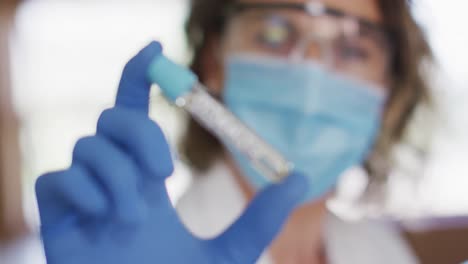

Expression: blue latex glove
xmin=36 ymin=41 xmax=308 ymax=264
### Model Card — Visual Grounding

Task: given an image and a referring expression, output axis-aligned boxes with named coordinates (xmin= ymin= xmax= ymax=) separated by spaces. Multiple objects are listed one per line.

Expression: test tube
xmin=148 ymin=54 xmax=293 ymax=182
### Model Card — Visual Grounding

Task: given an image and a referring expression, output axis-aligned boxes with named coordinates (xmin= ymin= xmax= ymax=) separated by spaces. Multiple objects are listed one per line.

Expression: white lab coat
xmin=177 ymin=161 xmax=419 ymax=264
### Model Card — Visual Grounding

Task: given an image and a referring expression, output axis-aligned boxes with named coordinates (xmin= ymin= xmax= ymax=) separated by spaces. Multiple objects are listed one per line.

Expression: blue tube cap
xmin=147 ymin=54 xmax=198 ymax=102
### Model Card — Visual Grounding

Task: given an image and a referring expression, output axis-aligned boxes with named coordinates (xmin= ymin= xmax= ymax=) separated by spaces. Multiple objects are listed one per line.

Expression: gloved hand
xmin=35 ymin=41 xmax=308 ymax=264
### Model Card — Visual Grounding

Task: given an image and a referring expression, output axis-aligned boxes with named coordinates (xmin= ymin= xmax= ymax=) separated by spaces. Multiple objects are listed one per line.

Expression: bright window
xmin=11 ymin=0 xmax=191 ymax=230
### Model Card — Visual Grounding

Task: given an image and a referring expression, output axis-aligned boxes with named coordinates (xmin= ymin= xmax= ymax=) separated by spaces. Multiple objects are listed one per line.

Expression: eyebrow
xmin=230 ymin=2 xmax=385 ymax=33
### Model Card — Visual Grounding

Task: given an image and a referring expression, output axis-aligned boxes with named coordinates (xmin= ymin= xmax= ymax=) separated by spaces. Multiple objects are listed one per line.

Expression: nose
xmin=305 ymin=40 xmax=324 ymax=60
xmin=289 ymin=37 xmax=326 ymax=62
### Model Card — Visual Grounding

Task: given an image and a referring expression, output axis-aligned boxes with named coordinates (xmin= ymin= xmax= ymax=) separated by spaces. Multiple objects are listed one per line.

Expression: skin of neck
xmin=225 ymin=154 xmax=330 ymax=264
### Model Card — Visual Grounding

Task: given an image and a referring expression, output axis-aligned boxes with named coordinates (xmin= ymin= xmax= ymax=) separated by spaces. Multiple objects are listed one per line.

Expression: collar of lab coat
xmin=175 ymin=161 xmax=419 ymax=264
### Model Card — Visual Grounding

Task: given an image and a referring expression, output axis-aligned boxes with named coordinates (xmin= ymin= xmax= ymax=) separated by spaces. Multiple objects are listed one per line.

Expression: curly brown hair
xmin=181 ymin=0 xmax=433 ymax=184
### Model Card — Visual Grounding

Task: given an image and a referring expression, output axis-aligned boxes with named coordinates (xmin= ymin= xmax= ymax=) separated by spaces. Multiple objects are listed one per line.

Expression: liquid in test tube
xmin=148 ymin=54 xmax=293 ymax=182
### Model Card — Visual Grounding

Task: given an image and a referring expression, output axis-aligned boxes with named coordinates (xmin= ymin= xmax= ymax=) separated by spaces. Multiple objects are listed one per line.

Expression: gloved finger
xmin=115 ymin=41 xmax=162 ymax=114
xmin=72 ymin=135 xmax=147 ymax=225
xmin=212 ymin=172 xmax=308 ymax=263
xmin=97 ymin=107 xmax=174 ymax=181
xmin=35 ymin=165 xmax=108 ymax=228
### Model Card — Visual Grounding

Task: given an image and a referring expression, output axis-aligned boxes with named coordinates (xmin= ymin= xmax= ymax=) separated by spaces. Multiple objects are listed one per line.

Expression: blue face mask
xmin=223 ymin=54 xmax=387 ymax=202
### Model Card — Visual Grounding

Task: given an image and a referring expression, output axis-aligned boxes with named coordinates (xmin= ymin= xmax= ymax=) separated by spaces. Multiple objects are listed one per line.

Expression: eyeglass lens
xmin=224 ymin=8 xmax=391 ymax=85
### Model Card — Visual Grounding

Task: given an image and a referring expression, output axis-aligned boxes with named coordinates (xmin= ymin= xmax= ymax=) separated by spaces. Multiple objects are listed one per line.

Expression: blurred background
xmin=0 ymin=0 xmax=467 ymax=263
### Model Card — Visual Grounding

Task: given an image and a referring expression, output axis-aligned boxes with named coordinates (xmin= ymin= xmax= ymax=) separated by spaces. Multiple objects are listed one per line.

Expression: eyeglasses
xmin=223 ymin=1 xmax=394 ymax=86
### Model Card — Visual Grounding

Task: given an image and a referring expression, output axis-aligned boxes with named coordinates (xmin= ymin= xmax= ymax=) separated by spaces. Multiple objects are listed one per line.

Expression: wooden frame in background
xmin=0 ymin=0 xmax=26 ymax=242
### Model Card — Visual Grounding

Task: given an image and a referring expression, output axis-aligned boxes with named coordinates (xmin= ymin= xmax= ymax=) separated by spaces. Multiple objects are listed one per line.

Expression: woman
xmin=35 ymin=0 xmax=431 ymax=263
xmin=178 ymin=0 xmax=430 ymax=262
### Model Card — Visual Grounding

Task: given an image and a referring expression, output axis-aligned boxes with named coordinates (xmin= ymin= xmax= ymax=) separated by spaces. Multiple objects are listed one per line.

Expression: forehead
xmin=238 ymin=0 xmax=382 ymax=23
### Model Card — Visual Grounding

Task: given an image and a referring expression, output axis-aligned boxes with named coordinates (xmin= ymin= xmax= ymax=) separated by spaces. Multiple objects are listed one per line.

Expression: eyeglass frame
xmin=223 ymin=1 xmax=395 ymax=64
